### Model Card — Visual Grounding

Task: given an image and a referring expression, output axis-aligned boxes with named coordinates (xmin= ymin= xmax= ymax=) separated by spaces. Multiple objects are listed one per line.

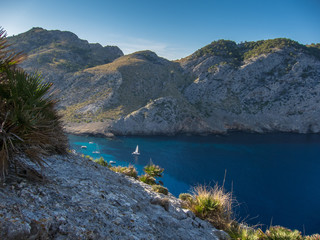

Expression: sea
xmin=68 ymin=133 xmax=320 ymax=235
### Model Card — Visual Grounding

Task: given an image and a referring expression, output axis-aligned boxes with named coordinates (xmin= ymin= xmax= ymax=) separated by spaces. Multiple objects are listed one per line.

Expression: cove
xmin=68 ymin=133 xmax=320 ymax=235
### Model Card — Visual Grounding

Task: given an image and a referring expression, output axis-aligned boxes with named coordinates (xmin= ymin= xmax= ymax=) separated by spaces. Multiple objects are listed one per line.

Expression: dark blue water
xmin=68 ymin=133 xmax=320 ymax=235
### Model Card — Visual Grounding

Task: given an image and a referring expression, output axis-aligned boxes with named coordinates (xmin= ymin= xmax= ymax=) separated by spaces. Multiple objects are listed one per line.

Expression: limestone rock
xmin=0 ymin=153 xmax=222 ymax=239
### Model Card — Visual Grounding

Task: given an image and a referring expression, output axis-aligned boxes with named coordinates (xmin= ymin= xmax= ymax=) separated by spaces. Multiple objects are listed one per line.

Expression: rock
xmin=181 ymin=45 xmax=320 ymax=133
xmin=150 ymin=197 xmax=170 ymax=211
xmin=110 ymin=96 xmax=211 ymax=135
xmin=0 ymin=153 xmax=223 ymax=239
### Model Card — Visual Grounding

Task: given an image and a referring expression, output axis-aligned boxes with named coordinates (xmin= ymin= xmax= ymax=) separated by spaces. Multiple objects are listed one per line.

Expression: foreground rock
xmin=0 ymin=154 xmax=227 ymax=239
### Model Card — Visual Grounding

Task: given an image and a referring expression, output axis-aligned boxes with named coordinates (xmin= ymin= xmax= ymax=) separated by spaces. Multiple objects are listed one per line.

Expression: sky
xmin=1 ymin=0 xmax=320 ymax=60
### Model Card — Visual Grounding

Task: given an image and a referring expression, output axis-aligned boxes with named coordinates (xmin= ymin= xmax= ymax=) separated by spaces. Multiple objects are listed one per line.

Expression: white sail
xmin=132 ymin=145 xmax=140 ymax=155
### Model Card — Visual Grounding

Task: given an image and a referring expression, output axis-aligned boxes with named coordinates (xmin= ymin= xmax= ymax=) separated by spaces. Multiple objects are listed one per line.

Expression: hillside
xmin=179 ymin=39 xmax=320 ymax=133
xmin=9 ymin=27 xmax=123 ymax=73
xmin=0 ymin=153 xmax=226 ymax=239
xmin=8 ymin=29 xmax=320 ymax=135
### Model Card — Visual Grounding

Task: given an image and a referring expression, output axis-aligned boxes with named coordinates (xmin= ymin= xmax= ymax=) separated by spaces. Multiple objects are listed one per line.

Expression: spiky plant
xmin=265 ymin=226 xmax=303 ymax=240
xmin=227 ymin=222 xmax=265 ymax=240
xmin=0 ymin=27 xmax=67 ymax=180
xmin=305 ymin=234 xmax=320 ymax=240
xmin=180 ymin=184 xmax=234 ymax=230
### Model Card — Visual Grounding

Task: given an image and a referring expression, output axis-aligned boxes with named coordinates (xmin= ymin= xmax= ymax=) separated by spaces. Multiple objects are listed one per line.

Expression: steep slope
xmin=179 ymin=39 xmax=320 ymax=133
xmin=9 ymin=27 xmax=123 ymax=73
xmin=0 ymin=153 xmax=227 ymax=239
xmin=8 ymin=27 xmax=123 ymax=106
xmin=59 ymin=50 xmax=205 ymax=135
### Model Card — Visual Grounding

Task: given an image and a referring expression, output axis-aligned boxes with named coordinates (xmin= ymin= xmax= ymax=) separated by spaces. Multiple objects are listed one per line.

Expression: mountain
xmin=179 ymin=39 xmax=320 ymax=133
xmin=8 ymin=29 xmax=320 ymax=135
xmin=9 ymin=27 xmax=123 ymax=72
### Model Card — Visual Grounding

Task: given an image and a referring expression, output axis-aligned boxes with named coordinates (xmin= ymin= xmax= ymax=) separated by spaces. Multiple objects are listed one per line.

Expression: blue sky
xmin=1 ymin=0 xmax=320 ymax=60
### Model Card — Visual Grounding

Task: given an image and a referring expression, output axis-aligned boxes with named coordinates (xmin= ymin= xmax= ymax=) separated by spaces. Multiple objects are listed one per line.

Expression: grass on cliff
xmin=179 ymin=184 xmax=319 ymax=240
xmin=0 ymin=27 xmax=68 ymax=181
xmin=89 ymin=155 xmax=168 ymax=195
xmin=180 ymin=184 xmax=233 ymax=230
xmin=85 ymin=152 xmax=318 ymax=239
xmin=110 ymin=165 xmax=138 ymax=179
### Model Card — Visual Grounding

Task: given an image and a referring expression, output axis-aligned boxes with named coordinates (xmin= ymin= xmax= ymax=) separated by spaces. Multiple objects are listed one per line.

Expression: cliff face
xmin=179 ymin=41 xmax=320 ymax=133
xmin=8 ymin=30 xmax=320 ymax=135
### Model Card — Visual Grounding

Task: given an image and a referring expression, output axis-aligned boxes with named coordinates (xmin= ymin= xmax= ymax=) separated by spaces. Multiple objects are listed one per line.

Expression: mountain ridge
xmin=7 ymin=28 xmax=320 ymax=136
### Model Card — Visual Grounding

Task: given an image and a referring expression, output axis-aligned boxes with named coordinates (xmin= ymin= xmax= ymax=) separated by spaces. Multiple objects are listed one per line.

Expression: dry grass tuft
xmin=110 ymin=165 xmax=138 ymax=179
xmin=180 ymin=184 xmax=233 ymax=230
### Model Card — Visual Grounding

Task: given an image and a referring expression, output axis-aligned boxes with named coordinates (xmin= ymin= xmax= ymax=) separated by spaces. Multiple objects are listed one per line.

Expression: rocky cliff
xmin=0 ymin=153 xmax=227 ymax=239
xmin=179 ymin=39 xmax=320 ymax=133
xmin=8 ymin=29 xmax=320 ymax=135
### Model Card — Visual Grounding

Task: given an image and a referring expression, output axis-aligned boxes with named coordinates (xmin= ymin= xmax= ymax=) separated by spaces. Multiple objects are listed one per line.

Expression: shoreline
xmin=64 ymin=122 xmax=320 ymax=139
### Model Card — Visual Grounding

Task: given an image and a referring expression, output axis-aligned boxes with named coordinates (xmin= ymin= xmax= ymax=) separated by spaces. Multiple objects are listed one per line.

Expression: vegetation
xmin=192 ymin=38 xmax=320 ymax=69
xmin=265 ymin=226 xmax=303 ymax=240
xmin=110 ymin=165 xmax=138 ymax=178
xmin=80 ymin=152 xmax=319 ymax=239
xmin=227 ymin=223 xmax=265 ymax=240
xmin=305 ymin=234 xmax=320 ymax=240
xmin=180 ymin=184 xmax=233 ymax=230
xmin=242 ymin=38 xmax=301 ymax=60
xmin=152 ymin=185 xmax=168 ymax=195
xmin=138 ymin=162 xmax=165 ymax=191
xmin=179 ymin=193 xmax=193 ymax=202
xmin=93 ymin=157 xmax=110 ymax=167
xmin=0 ymin=27 xmax=67 ymax=180
xmin=89 ymin=154 xmax=166 ymax=195
xmin=143 ymin=163 xmax=164 ymax=178
xmin=194 ymin=40 xmax=242 ymax=67
xmin=139 ymin=174 xmax=156 ymax=185
xmin=179 ymin=183 xmax=318 ymax=239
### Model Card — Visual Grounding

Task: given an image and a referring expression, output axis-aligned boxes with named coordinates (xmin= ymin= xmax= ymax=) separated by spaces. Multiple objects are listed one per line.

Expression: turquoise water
xmin=68 ymin=133 xmax=320 ymax=234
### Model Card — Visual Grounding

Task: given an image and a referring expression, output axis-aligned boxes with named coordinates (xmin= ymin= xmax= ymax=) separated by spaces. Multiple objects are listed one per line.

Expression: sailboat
xmin=132 ymin=145 xmax=140 ymax=155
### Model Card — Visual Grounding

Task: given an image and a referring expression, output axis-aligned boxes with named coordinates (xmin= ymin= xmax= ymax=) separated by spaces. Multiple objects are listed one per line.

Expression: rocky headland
xmin=8 ymin=28 xmax=320 ymax=136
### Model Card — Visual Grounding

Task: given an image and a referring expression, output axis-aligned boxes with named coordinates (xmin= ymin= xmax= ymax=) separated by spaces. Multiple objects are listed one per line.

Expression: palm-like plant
xmin=0 ymin=27 xmax=67 ymax=180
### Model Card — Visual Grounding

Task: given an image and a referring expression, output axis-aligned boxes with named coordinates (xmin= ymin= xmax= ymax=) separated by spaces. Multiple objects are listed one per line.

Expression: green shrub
xmin=139 ymin=174 xmax=156 ymax=185
xmin=93 ymin=157 xmax=109 ymax=167
xmin=227 ymin=223 xmax=265 ymax=240
xmin=152 ymin=185 xmax=168 ymax=195
xmin=0 ymin=27 xmax=67 ymax=180
xmin=143 ymin=163 xmax=164 ymax=178
xmin=265 ymin=226 xmax=303 ymax=240
xmin=85 ymin=155 xmax=93 ymax=161
xmin=110 ymin=165 xmax=138 ymax=179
